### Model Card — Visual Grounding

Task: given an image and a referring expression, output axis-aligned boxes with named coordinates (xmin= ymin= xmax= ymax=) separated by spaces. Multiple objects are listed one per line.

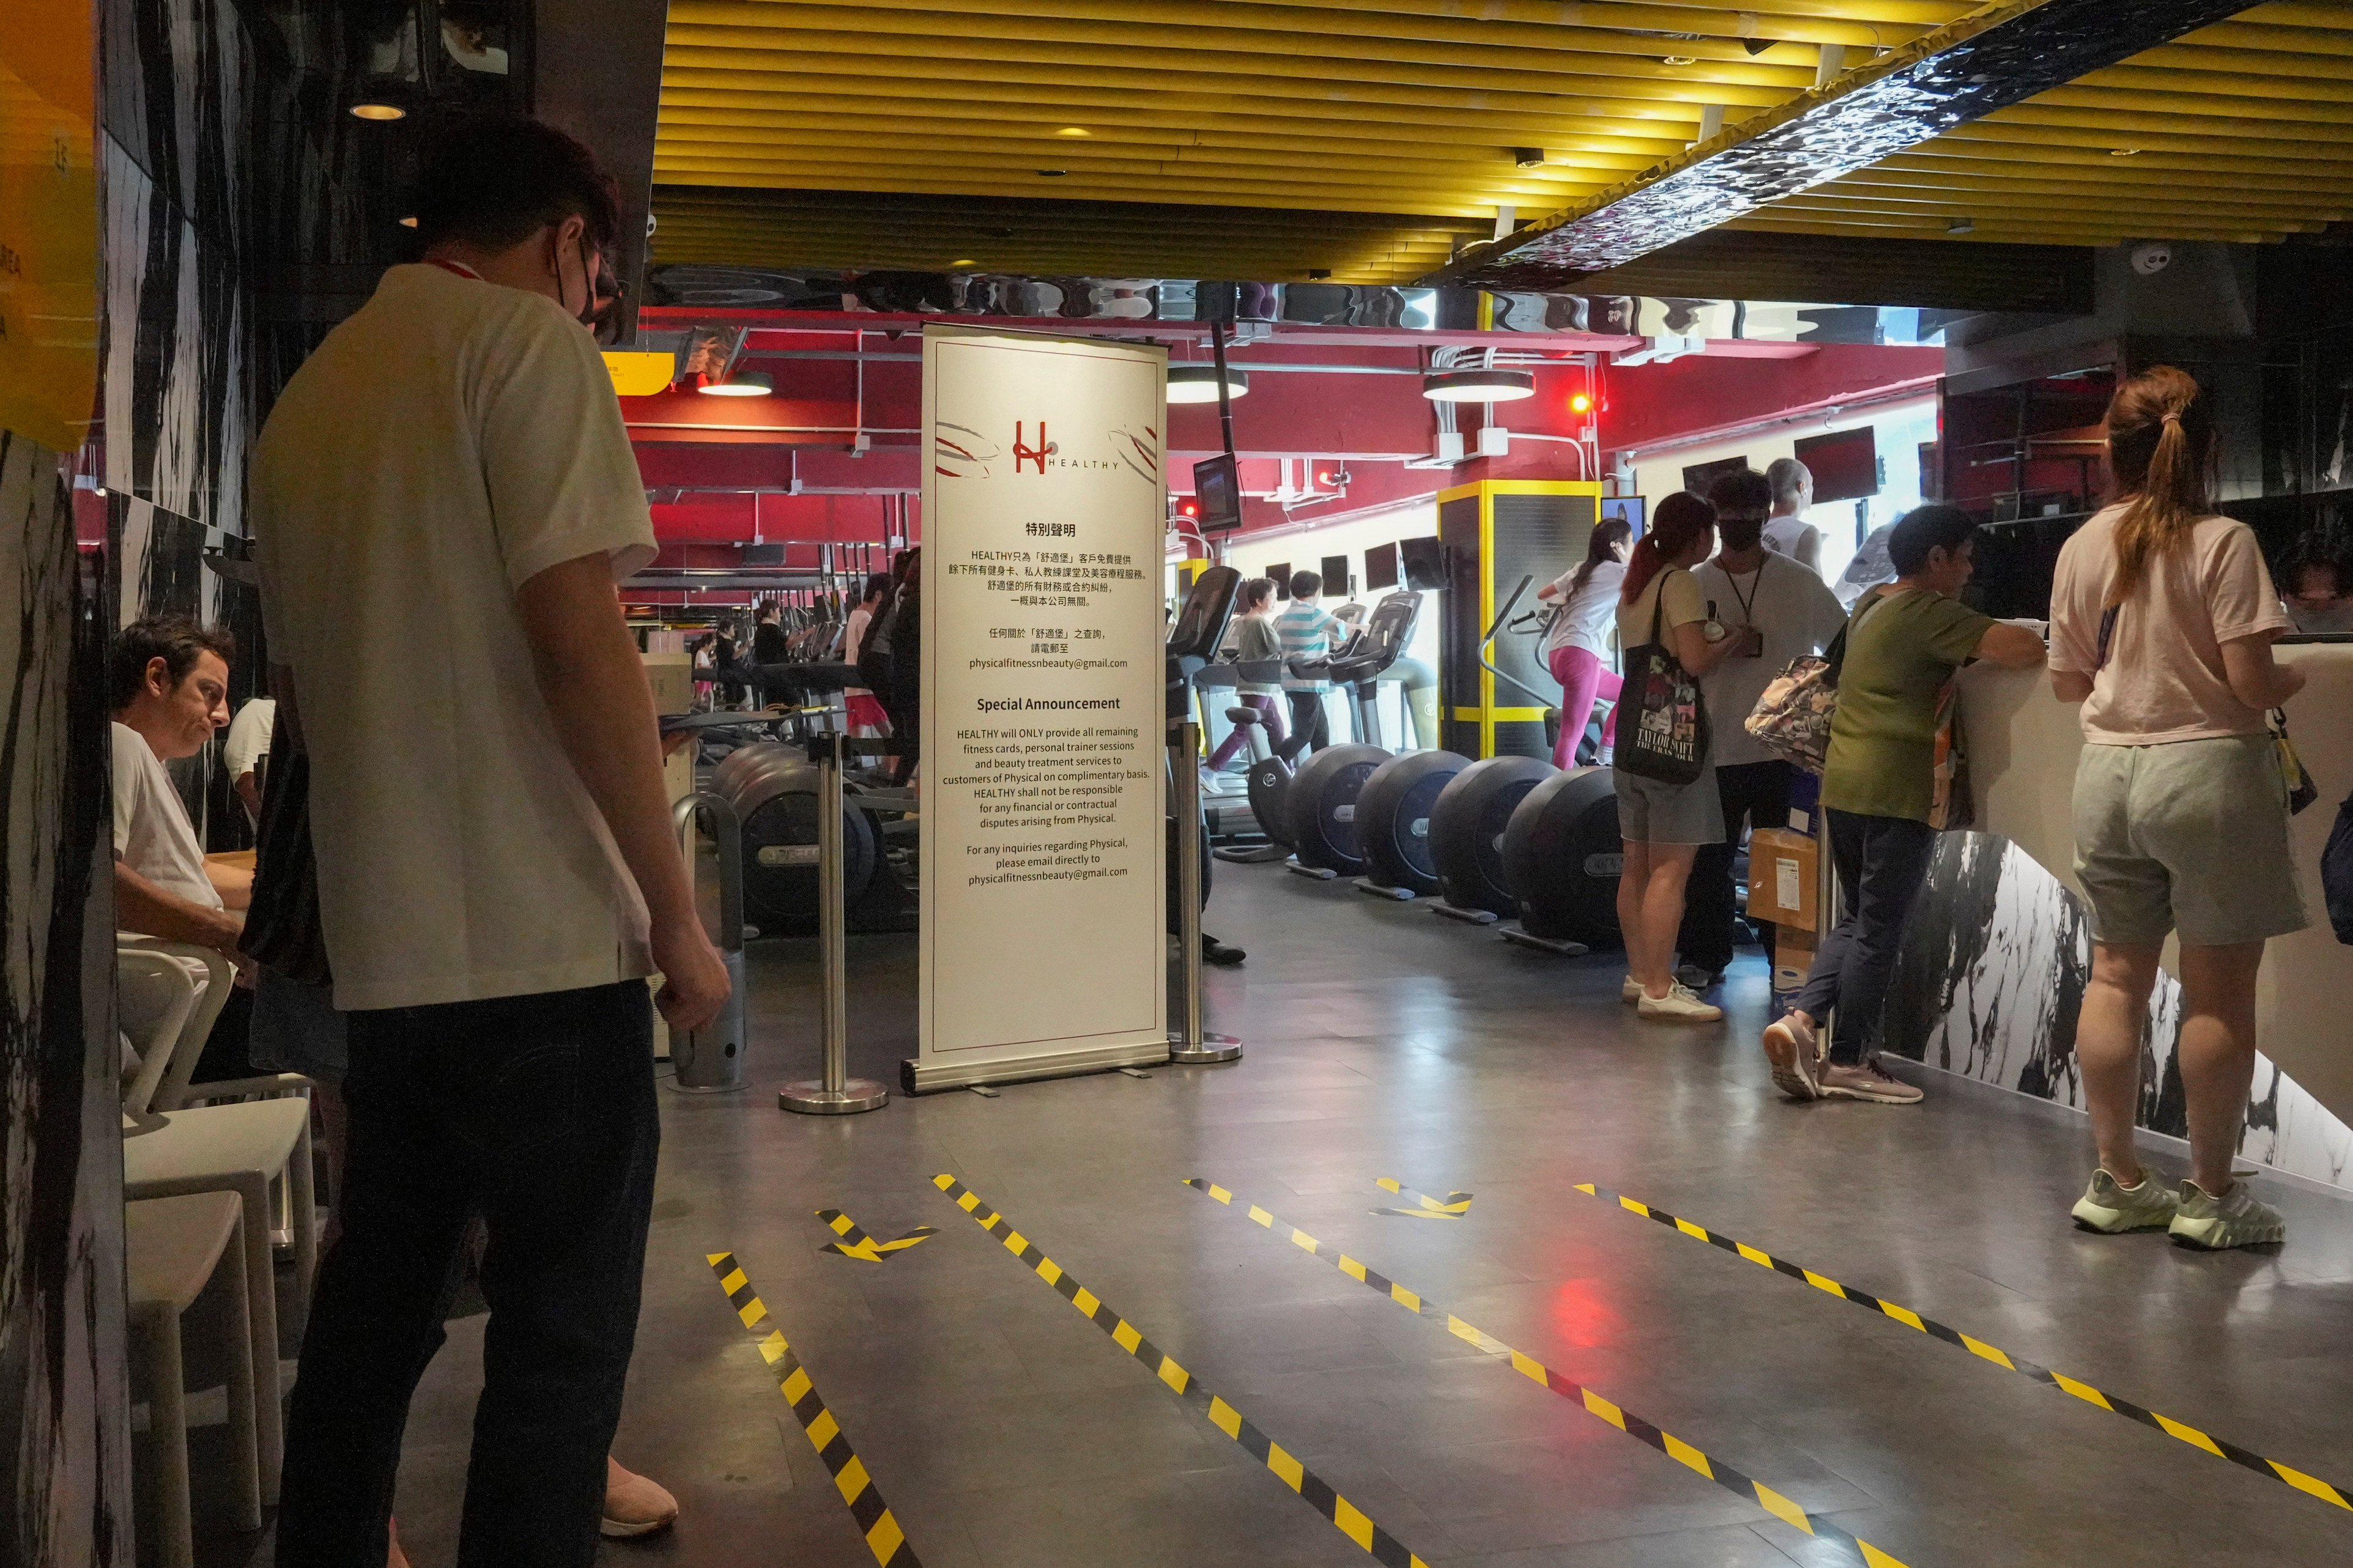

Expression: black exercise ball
xmin=1356 ymin=750 xmax=1469 ymax=895
xmin=1502 ymin=765 xmax=1623 ymax=944
xmin=1428 ymin=755 xmax=1558 ymax=917
xmin=1286 ymin=744 xmax=1390 ymax=875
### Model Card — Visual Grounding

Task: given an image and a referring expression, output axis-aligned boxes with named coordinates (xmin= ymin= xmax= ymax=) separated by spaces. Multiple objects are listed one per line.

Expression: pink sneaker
xmin=1761 ymin=1013 xmax=1820 ymax=1101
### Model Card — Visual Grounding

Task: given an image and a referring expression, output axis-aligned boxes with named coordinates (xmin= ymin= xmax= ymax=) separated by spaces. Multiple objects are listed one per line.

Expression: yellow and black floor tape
xmin=817 ymin=1208 xmax=938 ymax=1262
xmin=705 ymin=1252 xmax=920 ymax=1566
xmin=931 ymin=1174 xmax=1433 ymax=1568
xmin=1186 ymin=1180 xmax=1911 ymax=1568
xmin=1575 ymin=1183 xmax=2353 ymax=1513
xmin=1371 ymin=1178 xmax=1472 ymax=1219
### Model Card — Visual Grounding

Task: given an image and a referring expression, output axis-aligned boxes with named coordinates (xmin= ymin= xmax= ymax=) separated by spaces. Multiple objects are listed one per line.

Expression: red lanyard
xmin=426 ymin=258 xmax=481 ymax=280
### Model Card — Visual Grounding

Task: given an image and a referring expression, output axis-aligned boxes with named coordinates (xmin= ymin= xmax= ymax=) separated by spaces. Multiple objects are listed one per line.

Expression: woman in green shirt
xmin=1762 ymin=506 xmax=2044 ymax=1104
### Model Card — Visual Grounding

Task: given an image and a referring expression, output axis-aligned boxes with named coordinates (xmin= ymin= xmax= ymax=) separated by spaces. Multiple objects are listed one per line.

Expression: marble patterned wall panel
xmin=0 ymin=434 xmax=132 ymax=1568
xmin=1885 ymin=832 xmax=2353 ymax=1192
xmin=102 ymin=0 xmax=248 ymax=253
xmin=100 ymin=133 xmax=248 ymax=537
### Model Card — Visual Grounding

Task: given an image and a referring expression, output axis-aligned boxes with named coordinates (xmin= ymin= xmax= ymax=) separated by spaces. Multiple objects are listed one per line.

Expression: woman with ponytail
xmin=2048 ymin=364 xmax=2310 ymax=1249
xmin=1535 ymin=514 xmax=1632 ymax=767
xmin=1612 ymin=492 xmax=1740 ymax=1022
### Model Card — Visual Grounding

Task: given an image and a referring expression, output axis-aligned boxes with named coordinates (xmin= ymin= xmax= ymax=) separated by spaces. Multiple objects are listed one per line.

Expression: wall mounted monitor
xmin=1681 ymin=454 xmax=1749 ymax=496
xmin=1795 ymin=426 xmax=1880 ymax=503
xmin=1320 ymin=553 xmax=1351 ymax=596
xmin=1398 ymin=536 xmax=1447 ymax=591
xmin=1599 ymin=497 xmax=1645 ymax=538
xmin=1193 ymin=453 xmax=1244 ymax=532
xmin=1267 ymin=563 xmax=1292 ymax=599
xmin=1363 ymin=541 xmax=1400 ymax=591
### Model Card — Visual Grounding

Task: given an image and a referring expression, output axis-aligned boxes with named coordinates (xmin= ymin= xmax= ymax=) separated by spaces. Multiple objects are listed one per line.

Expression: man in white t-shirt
xmin=254 ymin=119 xmax=722 ymax=1566
xmin=1763 ymin=457 xmax=1825 ymax=575
xmin=1678 ymin=471 xmax=1848 ymax=988
xmin=223 ymin=694 xmax=276 ymax=822
xmin=111 ymin=617 xmax=253 ymax=1082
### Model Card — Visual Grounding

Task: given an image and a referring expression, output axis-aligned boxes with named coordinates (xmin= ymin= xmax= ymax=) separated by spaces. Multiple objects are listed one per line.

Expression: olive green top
xmin=1820 ymin=586 xmax=1993 ymax=824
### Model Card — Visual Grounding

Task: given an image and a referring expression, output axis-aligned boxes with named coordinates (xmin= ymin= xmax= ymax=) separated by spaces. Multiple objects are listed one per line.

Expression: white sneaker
xmin=1637 ymin=982 xmax=1723 ymax=1023
xmin=1622 ymin=974 xmax=1642 ymax=1005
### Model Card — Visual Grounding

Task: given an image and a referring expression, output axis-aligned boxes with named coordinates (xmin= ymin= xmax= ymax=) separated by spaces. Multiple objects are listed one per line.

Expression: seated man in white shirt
xmin=112 ymin=615 xmax=251 ymax=1079
xmin=224 ymin=693 xmax=278 ymax=822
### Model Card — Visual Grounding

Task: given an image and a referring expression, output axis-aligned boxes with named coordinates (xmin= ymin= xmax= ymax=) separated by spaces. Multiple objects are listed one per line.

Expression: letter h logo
xmin=1013 ymin=421 xmax=1050 ymax=475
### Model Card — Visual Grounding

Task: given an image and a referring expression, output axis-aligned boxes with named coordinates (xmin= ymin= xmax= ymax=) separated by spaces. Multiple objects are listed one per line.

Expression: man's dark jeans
xmin=1790 ymin=808 xmax=1939 ymax=1065
xmin=278 ymin=981 xmax=658 ymax=1568
xmin=1286 ymin=689 xmax=1332 ymax=755
xmin=1677 ymin=760 xmax=1795 ymax=975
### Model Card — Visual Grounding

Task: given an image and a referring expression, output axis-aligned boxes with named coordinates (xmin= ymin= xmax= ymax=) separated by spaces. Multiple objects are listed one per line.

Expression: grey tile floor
xmin=272 ymin=861 xmax=2353 ymax=1566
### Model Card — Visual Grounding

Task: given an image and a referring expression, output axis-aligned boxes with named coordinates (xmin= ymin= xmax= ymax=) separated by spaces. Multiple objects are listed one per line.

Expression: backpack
xmin=1617 ymin=568 xmax=1710 ymax=788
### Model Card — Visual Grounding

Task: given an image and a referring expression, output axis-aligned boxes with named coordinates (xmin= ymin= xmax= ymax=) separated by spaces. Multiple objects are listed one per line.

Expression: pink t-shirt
xmin=2048 ymin=505 xmax=2288 ymax=744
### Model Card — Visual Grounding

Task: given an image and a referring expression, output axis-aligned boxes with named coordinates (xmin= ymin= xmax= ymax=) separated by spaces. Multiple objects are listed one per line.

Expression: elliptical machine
xmin=1286 ymin=590 xmax=1423 ymax=880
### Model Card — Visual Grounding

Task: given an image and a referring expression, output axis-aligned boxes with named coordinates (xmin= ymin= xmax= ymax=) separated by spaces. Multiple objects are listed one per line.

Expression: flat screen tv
xmin=1364 ymin=541 xmax=1400 ymax=590
xmin=1267 ymin=563 xmax=1292 ymax=599
xmin=1193 ymin=453 xmax=1244 ymax=532
xmin=1795 ymin=426 xmax=1880 ymax=504
xmin=1681 ymin=455 xmax=1749 ymax=496
xmin=1398 ymin=536 xmax=1447 ymax=591
xmin=1599 ymin=497 xmax=1645 ymax=539
xmin=1320 ymin=553 xmax=1350 ymax=596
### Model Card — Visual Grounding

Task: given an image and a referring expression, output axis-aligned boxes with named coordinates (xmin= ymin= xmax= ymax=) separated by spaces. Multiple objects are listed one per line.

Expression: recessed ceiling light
xmin=2108 ymin=147 xmax=2142 ymax=157
xmin=398 ymin=215 xmax=418 ymax=227
xmin=1055 ymin=126 xmax=1091 ymax=138
xmin=1947 ymin=216 xmax=1976 ymax=235
xmin=1422 ymin=369 xmax=1536 ymax=404
xmin=697 ymin=372 xmax=774 ymax=398
xmin=1036 ymin=169 xmax=1068 ymax=177
xmin=1167 ymin=366 xmax=1249 ymax=404
xmin=1513 ymin=147 xmax=1544 ymax=168
xmin=950 ymin=258 xmax=977 ymax=267
xmin=349 ymin=102 xmax=405 ymax=120
xmin=1660 ymin=55 xmax=1697 ymax=67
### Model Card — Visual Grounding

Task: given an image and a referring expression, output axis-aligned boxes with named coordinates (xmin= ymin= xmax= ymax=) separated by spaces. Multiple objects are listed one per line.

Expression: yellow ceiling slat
xmin=695 ymin=0 xmax=1971 ymax=51
xmin=1732 ymin=212 xmax=2296 ymax=243
xmin=2191 ymin=20 xmax=2353 ymax=57
xmin=1876 ymin=153 xmax=2353 ymax=196
xmin=658 ymin=39 xmax=1798 ymax=114
xmin=655 ymin=108 xmax=1684 ymax=168
xmin=668 ymin=0 xmax=1838 ymax=68
xmin=1803 ymin=179 xmax=2340 ymax=223
xmin=653 ymin=136 xmax=1639 ymax=191
xmin=655 ymin=94 xmax=1695 ymax=158
xmin=2234 ymin=2 xmax=2353 ymax=31
xmin=1951 ymin=116 xmax=2353 ymax=160
xmin=659 ymin=75 xmax=1706 ymax=142
xmin=2078 ymin=61 xmax=2353 ymax=103
xmin=2031 ymin=84 xmax=2353 ymax=128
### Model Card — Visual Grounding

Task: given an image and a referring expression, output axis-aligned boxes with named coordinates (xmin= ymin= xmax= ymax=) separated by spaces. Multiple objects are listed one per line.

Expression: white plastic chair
xmin=116 ymin=942 xmax=317 ymax=1506
xmin=126 ymin=1191 xmax=258 ymax=1567
xmin=117 ymin=943 xmax=231 ymax=1118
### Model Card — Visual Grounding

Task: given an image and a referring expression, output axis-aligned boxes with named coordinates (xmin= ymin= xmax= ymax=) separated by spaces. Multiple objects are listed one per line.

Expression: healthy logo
xmin=1013 ymin=420 xmax=1054 ymax=474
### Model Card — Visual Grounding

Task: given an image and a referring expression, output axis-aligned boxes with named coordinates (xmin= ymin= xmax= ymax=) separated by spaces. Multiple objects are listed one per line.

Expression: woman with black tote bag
xmin=1614 ymin=492 xmax=1744 ymax=1022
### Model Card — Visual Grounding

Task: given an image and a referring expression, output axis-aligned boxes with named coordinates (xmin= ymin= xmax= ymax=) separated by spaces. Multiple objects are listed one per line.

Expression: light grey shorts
xmin=2072 ymin=734 xmax=2309 ymax=948
xmin=1615 ymin=763 xmax=1725 ymax=846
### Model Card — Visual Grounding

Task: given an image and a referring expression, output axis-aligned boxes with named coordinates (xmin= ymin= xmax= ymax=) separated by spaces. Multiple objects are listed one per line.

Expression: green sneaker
xmin=2070 ymin=1169 xmax=2178 ymax=1233
xmin=2168 ymin=1180 xmax=2286 ymax=1251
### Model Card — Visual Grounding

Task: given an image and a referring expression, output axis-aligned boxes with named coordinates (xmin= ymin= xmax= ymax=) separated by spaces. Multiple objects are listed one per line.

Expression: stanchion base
xmin=665 ymin=1079 xmax=747 ymax=1095
xmin=1167 ymin=1032 xmax=1243 ymax=1065
xmin=779 ymin=1079 xmax=891 ymax=1115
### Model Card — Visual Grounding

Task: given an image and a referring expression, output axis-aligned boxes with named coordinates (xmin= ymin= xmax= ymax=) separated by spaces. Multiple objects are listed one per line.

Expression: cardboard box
xmin=1770 ymin=923 xmax=1817 ymax=995
xmin=1747 ymin=827 xmax=1818 ymax=934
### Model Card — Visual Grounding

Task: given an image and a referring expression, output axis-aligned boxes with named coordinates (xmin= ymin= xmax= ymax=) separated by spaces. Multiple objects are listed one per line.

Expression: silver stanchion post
xmin=1168 ymin=716 xmax=1242 ymax=1065
xmin=781 ymin=719 xmax=890 ymax=1114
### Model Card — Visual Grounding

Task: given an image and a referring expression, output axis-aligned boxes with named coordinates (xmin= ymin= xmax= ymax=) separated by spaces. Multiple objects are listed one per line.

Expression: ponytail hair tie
xmin=2160 ymin=410 xmax=2181 ymax=424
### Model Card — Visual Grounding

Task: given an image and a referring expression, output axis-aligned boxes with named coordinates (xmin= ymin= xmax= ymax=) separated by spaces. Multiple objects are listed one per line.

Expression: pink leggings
xmin=1547 ymin=645 xmax=1620 ymax=769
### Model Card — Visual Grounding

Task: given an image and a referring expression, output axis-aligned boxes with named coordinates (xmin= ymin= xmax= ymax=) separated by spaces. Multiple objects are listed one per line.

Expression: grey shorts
xmin=2072 ymin=734 xmax=2309 ymax=948
xmin=1614 ymin=764 xmax=1725 ymax=846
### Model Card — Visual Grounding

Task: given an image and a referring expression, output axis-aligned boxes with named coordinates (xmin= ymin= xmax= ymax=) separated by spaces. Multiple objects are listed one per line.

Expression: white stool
xmin=124 ymin=1099 xmax=316 ymax=1503
xmin=127 ymin=1192 xmax=259 ymax=1567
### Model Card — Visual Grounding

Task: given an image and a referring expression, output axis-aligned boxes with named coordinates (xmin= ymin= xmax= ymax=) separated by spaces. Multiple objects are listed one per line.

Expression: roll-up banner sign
xmin=908 ymin=325 xmax=1170 ymax=1092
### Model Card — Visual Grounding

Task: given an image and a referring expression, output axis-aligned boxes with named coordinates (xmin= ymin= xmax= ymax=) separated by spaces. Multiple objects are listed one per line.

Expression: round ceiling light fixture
xmin=1423 ymin=369 xmax=1535 ymax=404
xmin=1055 ymin=126 xmax=1092 ymax=138
xmin=349 ymin=100 xmax=406 ymax=120
xmin=2108 ymin=147 xmax=2143 ymax=157
xmin=697 ymin=371 xmax=774 ymax=398
xmin=1660 ymin=54 xmax=1697 ymax=67
xmin=1167 ymin=364 xmax=1249 ymax=404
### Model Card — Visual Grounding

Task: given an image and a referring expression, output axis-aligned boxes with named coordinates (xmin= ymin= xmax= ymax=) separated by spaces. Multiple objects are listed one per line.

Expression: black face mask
xmin=560 ymin=231 xmax=623 ymax=335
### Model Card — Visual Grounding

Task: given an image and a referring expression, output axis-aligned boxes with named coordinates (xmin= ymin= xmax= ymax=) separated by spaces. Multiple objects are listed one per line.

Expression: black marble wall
xmin=0 ymin=435 xmax=130 ymax=1568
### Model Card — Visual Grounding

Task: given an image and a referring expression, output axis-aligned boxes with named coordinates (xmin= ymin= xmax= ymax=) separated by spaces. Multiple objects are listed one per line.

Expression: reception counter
xmin=1894 ymin=643 xmax=2353 ymax=1186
